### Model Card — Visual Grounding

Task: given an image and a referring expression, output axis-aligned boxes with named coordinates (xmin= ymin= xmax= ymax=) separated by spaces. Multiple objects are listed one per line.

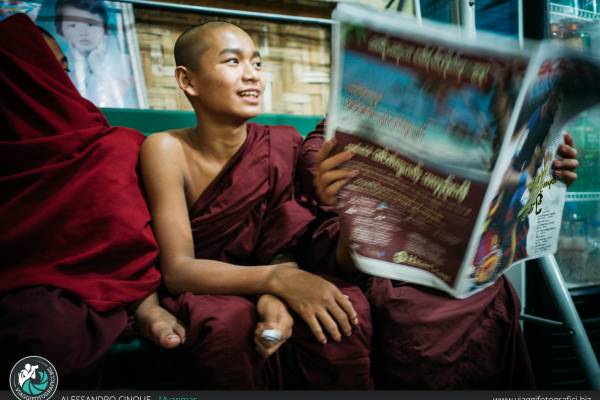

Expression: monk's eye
xmin=253 ymin=60 xmax=262 ymax=69
xmin=225 ymin=58 xmax=239 ymax=65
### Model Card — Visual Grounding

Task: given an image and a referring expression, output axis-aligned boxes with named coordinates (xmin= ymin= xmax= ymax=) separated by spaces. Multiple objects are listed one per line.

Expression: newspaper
xmin=326 ymin=4 xmax=600 ymax=298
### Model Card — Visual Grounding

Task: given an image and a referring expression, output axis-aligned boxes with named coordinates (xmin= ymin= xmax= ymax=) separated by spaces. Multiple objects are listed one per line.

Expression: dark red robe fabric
xmin=0 ymin=14 xmax=159 ymax=388
xmin=162 ymin=123 xmax=373 ymax=389
xmin=0 ymin=14 xmax=160 ymax=312
xmin=189 ymin=123 xmax=314 ymax=264
xmin=0 ymin=286 xmax=128 ymax=389
xmin=298 ymin=120 xmax=536 ymax=389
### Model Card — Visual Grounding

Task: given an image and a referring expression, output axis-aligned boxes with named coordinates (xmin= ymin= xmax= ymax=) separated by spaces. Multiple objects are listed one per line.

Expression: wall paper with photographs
xmin=133 ymin=8 xmax=331 ymax=114
xmin=1 ymin=0 xmax=148 ymax=108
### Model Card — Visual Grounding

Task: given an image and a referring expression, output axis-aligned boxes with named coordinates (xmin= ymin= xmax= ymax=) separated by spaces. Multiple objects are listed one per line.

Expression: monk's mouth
xmin=238 ymin=90 xmax=261 ymax=104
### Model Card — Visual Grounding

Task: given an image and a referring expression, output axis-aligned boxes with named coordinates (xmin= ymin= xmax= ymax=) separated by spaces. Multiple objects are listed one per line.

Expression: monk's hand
xmin=134 ymin=292 xmax=187 ymax=349
xmin=314 ymin=136 xmax=359 ymax=206
xmin=552 ymin=132 xmax=578 ymax=186
xmin=270 ymin=268 xmax=358 ymax=344
xmin=255 ymin=294 xmax=293 ymax=358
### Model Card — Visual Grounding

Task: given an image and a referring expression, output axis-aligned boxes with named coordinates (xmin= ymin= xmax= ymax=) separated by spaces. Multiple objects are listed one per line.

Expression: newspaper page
xmin=463 ymin=46 xmax=600 ymax=295
xmin=327 ymin=4 xmax=600 ymax=298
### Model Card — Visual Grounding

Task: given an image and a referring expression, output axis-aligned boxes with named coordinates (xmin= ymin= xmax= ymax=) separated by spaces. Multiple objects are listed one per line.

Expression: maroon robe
xmin=162 ymin=123 xmax=373 ymax=389
xmin=0 ymin=14 xmax=160 ymax=387
xmin=298 ymin=120 xmax=536 ymax=389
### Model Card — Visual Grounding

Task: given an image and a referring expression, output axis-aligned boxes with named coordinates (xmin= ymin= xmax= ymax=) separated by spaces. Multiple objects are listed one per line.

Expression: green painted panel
xmin=100 ymin=108 xmax=322 ymax=138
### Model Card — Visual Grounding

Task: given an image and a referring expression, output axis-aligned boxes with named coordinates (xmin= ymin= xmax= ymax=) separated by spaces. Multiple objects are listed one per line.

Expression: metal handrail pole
xmin=520 ymin=313 xmax=566 ymax=329
xmin=539 ymin=255 xmax=600 ymax=389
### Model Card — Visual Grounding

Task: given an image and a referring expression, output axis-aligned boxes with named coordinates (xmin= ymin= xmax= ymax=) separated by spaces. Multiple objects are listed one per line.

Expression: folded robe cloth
xmin=188 ymin=122 xmax=315 ymax=265
xmin=0 ymin=14 xmax=160 ymax=312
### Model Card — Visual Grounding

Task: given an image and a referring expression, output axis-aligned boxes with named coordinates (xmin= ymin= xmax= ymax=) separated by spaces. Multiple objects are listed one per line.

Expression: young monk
xmin=301 ymin=119 xmax=579 ymax=389
xmin=139 ymin=21 xmax=372 ymax=389
xmin=0 ymin=14 xmax=185 ymax=388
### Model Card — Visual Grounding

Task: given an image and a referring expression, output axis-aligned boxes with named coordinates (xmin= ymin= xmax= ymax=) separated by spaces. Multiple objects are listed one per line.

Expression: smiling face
xmin=178 ymin=24 xmax=265 ymax=122
xmin=59 ymin=6 xmax=105 ymax=53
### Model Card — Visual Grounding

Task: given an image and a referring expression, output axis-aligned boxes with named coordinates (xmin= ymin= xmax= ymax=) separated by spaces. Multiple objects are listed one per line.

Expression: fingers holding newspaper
xmin=314 ymin=136 xmax=360 ymax=206
xmin=552 ymin=132 xmax=579 ymax=186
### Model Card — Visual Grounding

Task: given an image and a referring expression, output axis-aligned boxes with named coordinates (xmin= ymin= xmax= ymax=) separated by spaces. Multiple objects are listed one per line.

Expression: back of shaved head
xmin=174 ymin=21 xmax=248 ymax=70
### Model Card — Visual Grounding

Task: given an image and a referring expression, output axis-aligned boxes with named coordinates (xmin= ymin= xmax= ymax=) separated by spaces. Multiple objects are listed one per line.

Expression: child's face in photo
xmin=60 ymin=6 xmax=105 ymax=53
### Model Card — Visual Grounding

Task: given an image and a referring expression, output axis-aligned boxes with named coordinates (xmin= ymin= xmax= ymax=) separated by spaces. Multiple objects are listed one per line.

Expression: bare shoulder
xmin=141 ymin=129 xmax=196 ymax=167
xmin=142 ymin=129 xmax=187 ymax=157
xmin=140 ymin=129 xmax=193 ymax=184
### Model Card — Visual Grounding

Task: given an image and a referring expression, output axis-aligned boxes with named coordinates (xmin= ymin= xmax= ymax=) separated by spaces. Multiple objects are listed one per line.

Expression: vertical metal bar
xmin=414 ymin=0 xmax=422 ymax=23
xmin=539 ymin=255 xmax=600 ymax=389
xmin=518 ymin=0 xmax=525 ymax=48
xmin=460 ymin=0 xmax=476 ymax=37
xmin=451 ymin=0 xmax=460 ymax=25
xmin=506 ymin=262 xmax=527 ymax=322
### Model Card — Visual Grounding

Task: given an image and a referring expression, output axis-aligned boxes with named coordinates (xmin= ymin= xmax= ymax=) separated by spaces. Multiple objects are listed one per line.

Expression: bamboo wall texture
xmin=134 ymin=8 xmax=330 ymax=115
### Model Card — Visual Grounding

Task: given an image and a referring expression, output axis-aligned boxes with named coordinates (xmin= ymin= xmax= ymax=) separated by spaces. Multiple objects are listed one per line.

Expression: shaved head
xmin=172 ymin=18 xmax=264 ymax=120
xmin=174 ymin=21 xmax=250 ymax=70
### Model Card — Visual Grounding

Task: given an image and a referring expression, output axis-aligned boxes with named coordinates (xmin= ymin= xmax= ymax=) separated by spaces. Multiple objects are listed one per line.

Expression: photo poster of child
xmin=0 ymin=1 xmax=41 ymax=21
xmin=3 ymin=0 xmax=148 ymax=108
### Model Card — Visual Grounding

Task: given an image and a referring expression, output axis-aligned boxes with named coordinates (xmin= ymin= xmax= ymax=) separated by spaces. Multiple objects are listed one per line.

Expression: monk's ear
xmin=175 ymin=66 xmax=197 ymax=96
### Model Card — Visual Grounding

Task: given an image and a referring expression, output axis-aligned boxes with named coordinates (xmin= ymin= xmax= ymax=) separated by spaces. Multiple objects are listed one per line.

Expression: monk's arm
xmin=141 ymin=134 xmax=358 ymax=343
xmin=310 ymin=136 xmax=360 ymax=279
xmin=140 ymin=133 xmax=294 ymax=296
xmin=334 ymin=220 xmax=357 ymax=279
